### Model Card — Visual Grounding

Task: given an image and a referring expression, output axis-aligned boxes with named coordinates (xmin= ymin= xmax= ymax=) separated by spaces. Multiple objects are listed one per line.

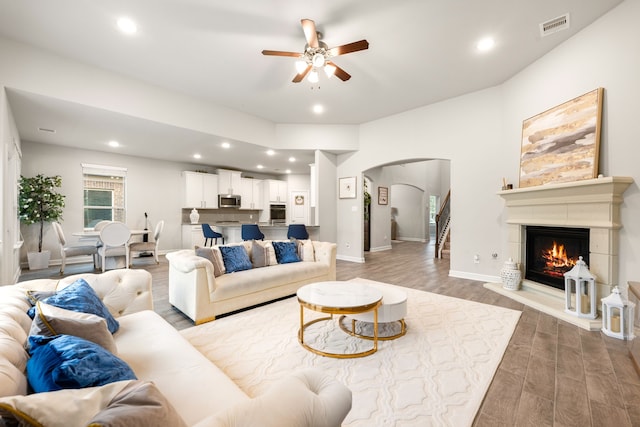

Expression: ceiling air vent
xmin=540 ymin=13 xmax=570 ymax=37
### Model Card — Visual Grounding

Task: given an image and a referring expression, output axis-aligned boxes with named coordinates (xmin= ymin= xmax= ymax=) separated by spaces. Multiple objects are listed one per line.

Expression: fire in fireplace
xmin=525 ymin=226 xmax=590 ymax=290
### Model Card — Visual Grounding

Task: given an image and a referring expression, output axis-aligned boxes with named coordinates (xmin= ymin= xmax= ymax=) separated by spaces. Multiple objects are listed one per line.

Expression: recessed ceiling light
xmin=289 ymin=157 xmax=296 ymax=162
xmin=312 ymin=104 xmax=324 ymax=114
xmin=266 ymin=149 xmax=275 ymax=156
xmin=221 ymin=142 xmax=231 ymax=149
xmin=108 ymin=140 xmax=120 ymax=147
xmin=117 ymin=17 xmax=137 ymax=34
xmin=285 ymin=169 xmax=292 ymax=174
xmin=476 ymin=37 xmax=495 ymax=52
xmin=193 ymin=153 xmax=202 ymax=159
xmin=257 ymin=164 xmax=264 ymax=169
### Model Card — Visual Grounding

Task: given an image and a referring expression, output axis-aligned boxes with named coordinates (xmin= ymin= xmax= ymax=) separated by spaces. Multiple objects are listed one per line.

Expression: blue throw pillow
xmin=27 ymin=334 xmax=137 ymax=393
xmin=219 ymin=245 xmax=252 ymax=273
xmin=272 ymin=241 xmax=301 ymax=264
xmin=27 ymin=278 xmax=119 ymax=334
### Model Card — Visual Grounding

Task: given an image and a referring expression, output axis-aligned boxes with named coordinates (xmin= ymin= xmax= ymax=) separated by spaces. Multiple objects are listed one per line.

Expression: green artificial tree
xmin=18 ymin=174 xmax=65 ymax=252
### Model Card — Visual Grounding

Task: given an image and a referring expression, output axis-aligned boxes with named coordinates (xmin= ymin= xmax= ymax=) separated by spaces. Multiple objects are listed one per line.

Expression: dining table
xmin=72 ymin=228 xmax=149 ymax=269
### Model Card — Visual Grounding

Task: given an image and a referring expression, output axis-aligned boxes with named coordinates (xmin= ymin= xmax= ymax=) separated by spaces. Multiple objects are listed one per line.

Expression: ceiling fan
xmin=262 ymin=19 xmax=369 ymax=83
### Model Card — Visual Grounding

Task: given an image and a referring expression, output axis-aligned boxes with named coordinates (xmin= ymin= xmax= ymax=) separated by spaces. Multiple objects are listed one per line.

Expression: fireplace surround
xmin=487 ymin=176 xmax=633 ymax=330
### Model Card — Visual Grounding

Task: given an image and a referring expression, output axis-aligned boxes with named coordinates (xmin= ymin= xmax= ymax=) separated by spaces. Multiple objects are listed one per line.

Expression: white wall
xmin=336 ymin=0 xmax=639 ymax=286
xmin=389 ymin=184 xmax=426 ymax=241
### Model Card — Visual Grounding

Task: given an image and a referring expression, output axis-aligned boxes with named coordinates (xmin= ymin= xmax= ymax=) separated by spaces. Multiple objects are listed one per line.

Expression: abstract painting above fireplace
xmin=525 ymin=226 xmax=590 ymax=290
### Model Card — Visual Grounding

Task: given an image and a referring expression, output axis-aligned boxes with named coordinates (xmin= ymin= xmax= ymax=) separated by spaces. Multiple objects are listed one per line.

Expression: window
xmin=429 ymin=195 xmax=439 ymax=224
xmin=82 ymin=164 xmax=127 ymax=229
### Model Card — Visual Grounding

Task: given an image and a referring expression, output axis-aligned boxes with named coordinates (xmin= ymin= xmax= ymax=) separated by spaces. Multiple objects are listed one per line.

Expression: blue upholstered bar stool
xmin=287 ymin=224 xmax=309 ymax=240
xmin=241 ymin=224 xmax=265 ymax=241
xmin=202 ymin=223 xmax=224 ymax=246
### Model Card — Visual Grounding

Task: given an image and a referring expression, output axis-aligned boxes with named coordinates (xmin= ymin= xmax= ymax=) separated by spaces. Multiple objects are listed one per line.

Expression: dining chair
xmin=98 ymin=221 xmax=131 ymax=272
xmin=241 ymin=224 xmax=264 ymax=241
xmin=52 ymin=221 xmax=99 ymax=275
xmin=127 ymin=220 xmax=164 ymax=267
xmin=202 ymin=223 xmax=224 ymax=246
xmin=287 ymin=224 xmax=309 ymax=240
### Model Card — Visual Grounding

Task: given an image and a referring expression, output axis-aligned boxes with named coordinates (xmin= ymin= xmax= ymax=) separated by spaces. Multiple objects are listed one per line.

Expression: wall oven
xmin=269 ymin=204 xmax=286 ymax=224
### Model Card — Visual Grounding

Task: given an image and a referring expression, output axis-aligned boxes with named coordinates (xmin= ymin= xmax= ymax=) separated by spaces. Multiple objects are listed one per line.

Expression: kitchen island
xmin=182 ymin=223 xmax=318 ymax=248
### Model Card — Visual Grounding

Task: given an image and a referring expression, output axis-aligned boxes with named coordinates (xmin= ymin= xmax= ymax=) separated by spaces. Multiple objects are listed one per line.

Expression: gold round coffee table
xmin=297 ymin=281 xmax=382 ymax=358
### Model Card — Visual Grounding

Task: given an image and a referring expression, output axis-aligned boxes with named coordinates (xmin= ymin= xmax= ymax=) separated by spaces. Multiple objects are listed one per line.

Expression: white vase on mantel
xmin=190 ymin=208 xmax=200 ymax=224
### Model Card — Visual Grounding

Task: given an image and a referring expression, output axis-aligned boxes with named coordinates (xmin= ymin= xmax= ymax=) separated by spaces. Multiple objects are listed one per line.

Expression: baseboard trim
xmin=396 ymin=237 xmax=427 ymax=242
xmin=369 ymin=245 xmax=392 ymax=252
xmin=337 ymin=254 xmax=365 ymax=263
xmin=449 ymin=270 xmax=500 ymax=283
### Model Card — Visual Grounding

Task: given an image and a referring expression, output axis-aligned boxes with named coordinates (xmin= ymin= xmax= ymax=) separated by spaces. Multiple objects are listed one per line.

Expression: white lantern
xmin=601 ymin=286 xmax=635 ymax=340
xmin=564 ymin=256 xmax=597 ymax=319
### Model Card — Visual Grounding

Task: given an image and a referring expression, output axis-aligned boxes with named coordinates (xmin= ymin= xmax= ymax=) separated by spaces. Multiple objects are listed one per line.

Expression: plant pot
xmin=27 ymin=250 xmax=51 ymax=270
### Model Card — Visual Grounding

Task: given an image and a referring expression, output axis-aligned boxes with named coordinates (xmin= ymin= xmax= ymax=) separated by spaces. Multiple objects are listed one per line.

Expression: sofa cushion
xmin=251 ymin=240 xmax=268 ymax=268
xmin=219 ymin=245 xmax=252 ymax=273
xmin=27 ymin=334 xmax=136 ymax=393
xmin=272 ymin=241 xmax=301 ymax=264
xmin=0 ymin=380 xmax=187 ymax=427
xmin=293 ymin=239 xmax=316 ymax=262
xmin=27 ymin=278 xmax=120 ymax=334
xmin=195 ymin=246 xmax=225 ymax=277
xmin=29 ymin=301 xmax=117 ymax=354
xmin=0 ymin=358 xmax=28 ymax=397
xmin=115 ymin=310 xmax=249 ymax=425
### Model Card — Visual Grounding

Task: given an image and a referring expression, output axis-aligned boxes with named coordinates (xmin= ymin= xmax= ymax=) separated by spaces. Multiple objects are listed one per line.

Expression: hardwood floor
xmin=18 ymin=241 xmax=640 ymax=426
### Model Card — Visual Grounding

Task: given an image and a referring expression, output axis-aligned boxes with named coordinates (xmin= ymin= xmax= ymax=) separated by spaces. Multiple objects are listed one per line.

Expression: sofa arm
xmin=14 ymin=270 xmax=153 ymax=318
xmin=312 ymin=242 xmax=337 ymax=281
xmin=193 ymin=369 xmax=352 ymax=427
xmin=166 ymin=250 xmax=218 ymax=294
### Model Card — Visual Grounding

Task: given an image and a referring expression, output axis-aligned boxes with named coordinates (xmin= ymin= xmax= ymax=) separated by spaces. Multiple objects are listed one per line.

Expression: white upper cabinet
xmin=183 ymin=171 xmax=218 ymax=208
xmin=264 ymin=179 xmax=288 ymax=203
xmin=240 ymin=178 xmax=262 ymax=209
xmin=218 ymin=169 xmax=242 ymax=195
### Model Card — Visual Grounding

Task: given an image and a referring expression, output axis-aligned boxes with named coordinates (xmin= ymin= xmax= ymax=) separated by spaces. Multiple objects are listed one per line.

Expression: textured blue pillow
xmin=272 ymin=241 xmax=301 ymax=264
xmin=219 ymin=245 xmax=252 ymax=273
xmin=27 ymin=278 xmax=119 ymax=334
xmin=27 ymin=334 xmax=136 ymax=393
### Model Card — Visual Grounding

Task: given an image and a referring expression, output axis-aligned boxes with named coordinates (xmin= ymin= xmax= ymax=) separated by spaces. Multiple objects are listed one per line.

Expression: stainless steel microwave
xmin=218 ymin=194 xmax=241 ymax=208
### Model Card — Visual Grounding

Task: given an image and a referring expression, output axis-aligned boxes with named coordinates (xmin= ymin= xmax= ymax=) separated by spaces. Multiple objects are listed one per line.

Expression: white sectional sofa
xmin=0 ymin=269 xmax=351 ymax=426
xmin=166 ymin=240 xmax=337 ymax=325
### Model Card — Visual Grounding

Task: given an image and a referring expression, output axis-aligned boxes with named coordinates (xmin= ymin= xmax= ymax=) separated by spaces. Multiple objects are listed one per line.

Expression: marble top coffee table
xmin=297 ymin=281 xmax=382 ymax=358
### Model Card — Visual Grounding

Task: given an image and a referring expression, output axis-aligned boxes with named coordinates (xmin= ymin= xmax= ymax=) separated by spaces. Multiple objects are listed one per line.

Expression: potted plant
xmin=19 ymin=174 xmax=65 ymax=269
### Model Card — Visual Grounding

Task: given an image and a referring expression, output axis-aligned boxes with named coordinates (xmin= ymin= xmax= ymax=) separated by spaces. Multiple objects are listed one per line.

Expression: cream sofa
xmin=166 ymin=240 xmax=337 ymax=325
xmin=0 ymin=269 xmax=351 ymax=426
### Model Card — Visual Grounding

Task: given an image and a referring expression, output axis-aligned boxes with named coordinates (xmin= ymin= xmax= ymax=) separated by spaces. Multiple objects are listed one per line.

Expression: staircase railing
xmin=435 ymin=190 xmax=451 ymax=258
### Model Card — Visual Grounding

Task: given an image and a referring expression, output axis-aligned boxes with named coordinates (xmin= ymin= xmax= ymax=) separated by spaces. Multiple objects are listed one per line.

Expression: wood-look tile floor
xmin=18 ymin=241 xmax=640 ymax=426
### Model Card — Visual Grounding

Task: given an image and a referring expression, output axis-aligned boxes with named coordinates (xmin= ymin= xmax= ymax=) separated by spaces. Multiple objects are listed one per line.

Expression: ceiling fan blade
xmin=301 ymin=19 xmax=319 ymax=48
xmin=328 ymin=39 xmax=369 ymax=57
xmin=327 ymin=61 xmax=351 ymax=81
xmin=262 ymin=50 xmax=302 ymax=57
xmin=292 ymin=64 xmax=312 ymax=83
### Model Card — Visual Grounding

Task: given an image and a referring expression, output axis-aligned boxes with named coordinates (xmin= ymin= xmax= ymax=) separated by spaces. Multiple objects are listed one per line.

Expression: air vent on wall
xmin=540 ymin=13 xmax=570 ymax=37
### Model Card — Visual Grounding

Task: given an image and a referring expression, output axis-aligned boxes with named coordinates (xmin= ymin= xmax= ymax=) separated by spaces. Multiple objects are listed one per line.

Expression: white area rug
xmin=181 ymin=280 xmax=521 ymax=426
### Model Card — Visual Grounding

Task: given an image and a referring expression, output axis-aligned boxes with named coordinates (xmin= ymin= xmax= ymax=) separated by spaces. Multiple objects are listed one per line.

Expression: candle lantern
xmin=564 ymin=256 xmax=597 ymax=319
xmin=601 ymin=286 xmax=635 ymax=340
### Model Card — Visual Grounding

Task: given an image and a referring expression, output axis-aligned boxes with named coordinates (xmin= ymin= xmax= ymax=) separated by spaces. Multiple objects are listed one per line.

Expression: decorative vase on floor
xmin=27 ymin=250 xmax=51 ymax=270
xmin=190 ymin=208 xmax=200 ymax=224
xmin=500 ymin=258 xmax=522 ymax=291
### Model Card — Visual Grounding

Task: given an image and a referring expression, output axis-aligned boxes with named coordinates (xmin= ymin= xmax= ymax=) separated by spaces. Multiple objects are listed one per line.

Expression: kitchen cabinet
xmin=183 ymin=172 xmax=218 ymax=208
xmin=218 ymin=169 xmax=242 ymax=195
xmin=182 ymin=224 xmax=204 ymax=248
xmin=240 ymin=178 xmax=262 ymax=209
xmin=264 ymin=179 xmax=288 ymax=203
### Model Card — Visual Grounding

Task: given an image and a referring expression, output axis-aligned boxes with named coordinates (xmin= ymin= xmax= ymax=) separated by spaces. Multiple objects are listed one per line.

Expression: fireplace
xmin=525 ymin=226 xmax=590 ymax=290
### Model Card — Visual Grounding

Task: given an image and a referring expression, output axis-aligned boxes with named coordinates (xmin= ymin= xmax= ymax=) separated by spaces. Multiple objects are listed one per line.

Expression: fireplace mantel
xmin=487 ymin=176 xmax=634 ymax=330
xmin=497 ymin=176 xmax=633 ymax=229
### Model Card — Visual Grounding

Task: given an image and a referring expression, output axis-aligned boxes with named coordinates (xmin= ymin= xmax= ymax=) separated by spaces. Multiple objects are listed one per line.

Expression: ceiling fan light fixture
xmin=295 ymin=60 xmax=308 ymax=74
xmin=312 ymin=53 xmax=326 ymax=68
xmin=324 ymin=64 xmax=336 ymax=78
xmin=308 ymin=70 xmax=319 ymax=83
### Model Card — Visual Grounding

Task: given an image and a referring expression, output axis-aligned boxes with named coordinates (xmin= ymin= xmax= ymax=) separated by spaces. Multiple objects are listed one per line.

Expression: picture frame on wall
xmin=378 ymin=187 xmax=388 ymax=205
xmin=339 ymin=176 xmax=357 ymax=199
xmin=519 ymin=87 xmax=604 ymax=188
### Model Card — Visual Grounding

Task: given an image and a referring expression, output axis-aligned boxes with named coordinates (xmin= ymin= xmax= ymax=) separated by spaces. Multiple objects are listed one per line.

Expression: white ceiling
xmin=0 ymin=0 xmax=623 ymax=174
